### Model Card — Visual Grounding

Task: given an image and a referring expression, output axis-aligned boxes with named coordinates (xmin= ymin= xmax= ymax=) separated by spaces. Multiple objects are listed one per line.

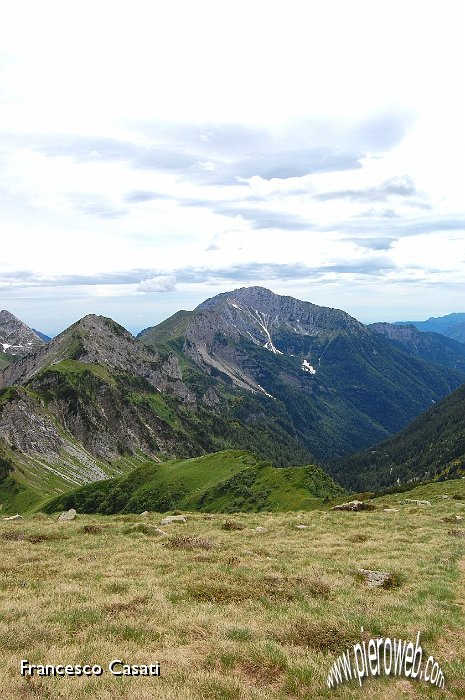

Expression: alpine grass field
xmin=1 ymin=478 xmax=464 ymax=700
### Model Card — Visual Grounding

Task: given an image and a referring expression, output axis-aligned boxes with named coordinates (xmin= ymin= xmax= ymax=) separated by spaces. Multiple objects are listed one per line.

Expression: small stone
xmin=358 ymin=569 xmax=396 ymax=588
xmin=254 ymin=526 xmax=266 ymax=532
xmin=438 ymin=495 xmax=449 ymax=499
xmin=160 ymin=515 xmax=187 ymax=525
xmin=58 ymin=508 xmax=77 ymax=521
xmin=140 ymin=511 xmax=150 ymax=517
xmin=295 ymin=524 xmax=307 ymax=529
xmin=2 ymin=514 xmax=23 ymax=521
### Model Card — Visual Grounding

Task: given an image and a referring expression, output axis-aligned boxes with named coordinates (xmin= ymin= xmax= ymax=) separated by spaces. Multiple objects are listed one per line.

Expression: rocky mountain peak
xmin=0 ymin=309 xmax=45 ymax=357
xmin=196 ymin=286 xmax=361 ymax=327
xmin=189 ymin=286 xmax=364 ymax=356
xmin=0 ymin=313 xmax=188 ymax=396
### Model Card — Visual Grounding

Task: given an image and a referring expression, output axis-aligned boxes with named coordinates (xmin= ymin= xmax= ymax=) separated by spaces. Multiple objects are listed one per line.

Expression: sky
xmin=0 ymin=1 xmax=464 ymax=336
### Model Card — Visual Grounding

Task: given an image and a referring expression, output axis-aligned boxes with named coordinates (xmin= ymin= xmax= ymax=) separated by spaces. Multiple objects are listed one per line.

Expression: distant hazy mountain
xmin=32 ymin=329 xmax=52 ymax=342
xmin=394 ymin=313 xmax=465 ymax=344
xmin=368 ymin=322 xmax=465 ymax=372
xmin=331 ymin=381 xmax=465 ymax=491
xmin=140 ymin=286 xmax=465 ymax=464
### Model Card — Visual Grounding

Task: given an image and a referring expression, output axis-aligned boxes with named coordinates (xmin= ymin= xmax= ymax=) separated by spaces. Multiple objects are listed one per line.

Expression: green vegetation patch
xmin=42 ymin=450 xmax=345 ymax=515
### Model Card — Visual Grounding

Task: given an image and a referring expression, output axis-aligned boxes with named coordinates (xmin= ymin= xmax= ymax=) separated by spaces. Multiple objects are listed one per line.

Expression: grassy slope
xmin=0 ymin=352 xmax=14 ymax=371
xmin=0 ymin=438 xmax=148 ymax=517
xmin=42 ymin=450 xmax=346 ymax=515
xmin=138 ymin=309 xmax=194 ymax=346
xmin=0 ymin=477 xmax=464 ymax=699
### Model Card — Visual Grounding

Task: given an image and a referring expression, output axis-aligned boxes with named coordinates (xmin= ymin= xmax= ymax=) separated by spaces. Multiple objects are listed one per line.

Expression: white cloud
xmin=137 ymin=275 xmax=176 ymax=293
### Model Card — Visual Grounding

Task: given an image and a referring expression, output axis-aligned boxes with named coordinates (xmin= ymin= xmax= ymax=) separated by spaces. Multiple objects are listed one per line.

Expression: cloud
xmin=69 ymin=193 xmax=127 ymax=218
xmin=210 ymin=205 xmax=312 ymax=230
xmin=2 ymin=111 xmax=408 ymax=186
xmin=232 ymin=148 xmax=363 ymax=181
xmin=316 ymin=176 xmax=418 ymax=202
xmin=1 ymin=258 xmax=396 ymax=292
xmin=175 ymin=258 xmax=396 ymax=284
xmin=0 ymin=269 xmax=159 ymax=288
xmin=328 ymin=215 xmax=465 ymax=238
xmin=349 ymin=237 xmax=397 ymax=251
xmin=356 ymin=208 xmax=399 ymax=219
xmin=137 ymin=275 xmax=176 ymax=293
xmin=124 ymin=190 xmax=167 ymax=203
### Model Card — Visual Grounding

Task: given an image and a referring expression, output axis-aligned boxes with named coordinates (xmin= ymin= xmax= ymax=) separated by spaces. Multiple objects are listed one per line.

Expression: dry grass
xmin=0 ymin=482 xmax=464 ymax=699
xmin=221 ymin=520 xmax=246 ymax=531
xmin=165 ymin=535 xmax=216 ymax=550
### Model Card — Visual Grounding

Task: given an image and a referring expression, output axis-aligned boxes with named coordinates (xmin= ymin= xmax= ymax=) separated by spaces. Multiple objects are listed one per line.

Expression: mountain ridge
xmin=368 ymin=322 xmax=465 ymax=372
xmin=394 ymin=312 xmax=465 ymax=344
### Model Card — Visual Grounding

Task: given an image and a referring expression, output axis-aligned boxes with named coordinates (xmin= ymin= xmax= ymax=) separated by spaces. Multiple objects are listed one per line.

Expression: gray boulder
xmin=160 ymin=515 xmax=187 ymax=525
xmin=358 ymin=569 xmax=396 ymax=588
xmin=58 ymin=508 xmax=77 ymax=521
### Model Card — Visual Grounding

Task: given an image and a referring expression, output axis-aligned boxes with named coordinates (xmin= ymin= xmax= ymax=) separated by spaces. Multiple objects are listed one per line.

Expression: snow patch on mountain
xmin=302 ymin=359 xmax=316 ymax=374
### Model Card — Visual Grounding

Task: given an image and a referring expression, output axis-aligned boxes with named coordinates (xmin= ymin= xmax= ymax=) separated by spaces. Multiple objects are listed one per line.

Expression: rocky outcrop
xmin=358 ymin=569 xmax=396 ymax=588
xmin=58 ymin=508 xmax=77 ymax=521
xmin=160 ymin=515 xmax=188 ymax=525
xmin=332 ymin=500 xmax=375 ymax=511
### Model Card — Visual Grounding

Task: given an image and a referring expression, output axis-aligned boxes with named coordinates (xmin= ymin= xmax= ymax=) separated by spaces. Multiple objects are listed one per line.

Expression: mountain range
xmin=140 ymin=287 xmax=464 ymax=461
xmin=394 ymin=312 xmax=465 ymax=344
xmin=0 ymin=289 xmax=464 ymax=513
xmin=368 ymin=322 xmax=465 ymax=372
